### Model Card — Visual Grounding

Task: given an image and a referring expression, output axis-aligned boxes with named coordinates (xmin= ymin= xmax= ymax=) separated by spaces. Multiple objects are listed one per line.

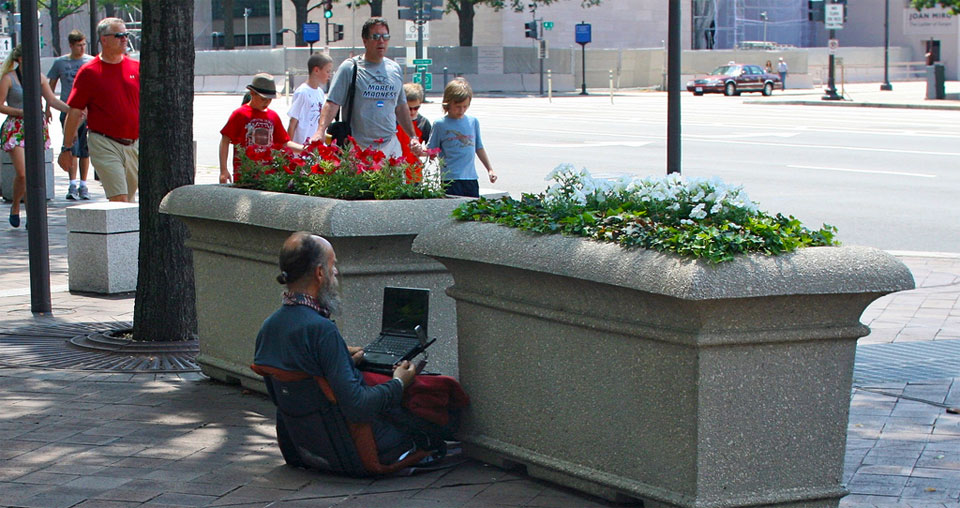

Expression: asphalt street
xmin=191 ymin=87 xmax=958 ymax=254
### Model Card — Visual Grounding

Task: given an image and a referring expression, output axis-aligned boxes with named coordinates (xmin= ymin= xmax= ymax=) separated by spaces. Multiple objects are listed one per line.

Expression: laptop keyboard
xmin=364 ymin=335 xmax=414 ymax=355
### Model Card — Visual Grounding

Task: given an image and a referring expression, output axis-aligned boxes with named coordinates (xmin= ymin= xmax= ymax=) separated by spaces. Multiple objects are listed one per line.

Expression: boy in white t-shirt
xmin=287 ymin=53 xmax=333 ymax=145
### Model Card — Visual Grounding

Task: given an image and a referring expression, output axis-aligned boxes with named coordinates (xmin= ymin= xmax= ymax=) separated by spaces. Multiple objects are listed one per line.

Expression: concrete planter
xmin=412 ymin=220 xmax=915 ymax=508
xmin=159 ymin=185 xmax=467 ymax=390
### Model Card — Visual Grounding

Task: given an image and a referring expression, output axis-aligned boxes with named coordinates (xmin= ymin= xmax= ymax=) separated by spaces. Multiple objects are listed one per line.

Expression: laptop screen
xmin=381 ymin=287 xmax=429 ymax=336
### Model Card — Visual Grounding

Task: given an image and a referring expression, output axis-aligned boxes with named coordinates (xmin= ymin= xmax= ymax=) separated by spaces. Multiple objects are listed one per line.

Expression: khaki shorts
xmin=88 ymin=132 xmax=139 ymax=199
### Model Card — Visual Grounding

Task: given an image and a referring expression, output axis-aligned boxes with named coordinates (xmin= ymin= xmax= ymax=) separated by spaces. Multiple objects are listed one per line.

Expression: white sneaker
xmin=66 ymin=184 xmax=79 ymax=200
xmin=78 ymin=185 xmax=91 ymax=200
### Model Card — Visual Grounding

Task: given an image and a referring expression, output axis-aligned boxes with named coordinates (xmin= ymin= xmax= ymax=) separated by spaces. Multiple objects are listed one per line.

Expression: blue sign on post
xmin=575 ymin=23 xmax=591 ymax=45
xmin=303 ymin=22 xmax=321 ymax=43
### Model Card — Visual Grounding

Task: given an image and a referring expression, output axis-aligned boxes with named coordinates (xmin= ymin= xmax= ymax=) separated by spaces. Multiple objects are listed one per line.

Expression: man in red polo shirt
xmin=58 ymin=17 xmax=140 ymax=202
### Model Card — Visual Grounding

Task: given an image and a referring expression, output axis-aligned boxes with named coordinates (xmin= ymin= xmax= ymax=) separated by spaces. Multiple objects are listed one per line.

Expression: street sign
xmin=825 ymin=4 xmax=844 ymax=29
xmin=542 ymin=21 xmax=554 ymax=31
xmin=0 ymin=35 xmax=11 ymax=61
xmin=412 ymin=58 xmax=432 ymax=65
xmin=413 ymin=72 xmax=433 ymax=90
xmin=828 ymin=38 xmax=839 ymax=54
xmin=404 ymin=20 xmax=429 ymax=41
xmin=575 ymin=23 xmax=591 ymax=45
xmin=302 ymin=22 xmax=320 ymax=43
xmin=416 ymin=64 xmax=428 ymax=73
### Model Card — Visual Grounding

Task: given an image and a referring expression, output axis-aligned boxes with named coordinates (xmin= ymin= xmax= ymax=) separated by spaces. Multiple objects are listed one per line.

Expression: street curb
xmin=746 ymin=99 xmax=960 ymax=111
xmin=887 ymin=250 xmax=960 ymax=260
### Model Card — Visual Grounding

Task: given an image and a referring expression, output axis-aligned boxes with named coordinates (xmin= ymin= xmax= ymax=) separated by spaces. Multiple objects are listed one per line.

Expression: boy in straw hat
xmin=219 ymin=73 xmax=304 ymax=184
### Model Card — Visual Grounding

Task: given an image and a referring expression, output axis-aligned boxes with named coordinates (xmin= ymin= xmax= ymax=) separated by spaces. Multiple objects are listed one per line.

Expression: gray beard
xmin=317 ymin=280 xmax=342 ymax=317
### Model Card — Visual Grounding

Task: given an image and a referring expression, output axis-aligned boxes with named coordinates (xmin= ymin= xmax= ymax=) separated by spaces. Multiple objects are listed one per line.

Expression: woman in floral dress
xmin=0 ymin=45 xmax=70 ymax=228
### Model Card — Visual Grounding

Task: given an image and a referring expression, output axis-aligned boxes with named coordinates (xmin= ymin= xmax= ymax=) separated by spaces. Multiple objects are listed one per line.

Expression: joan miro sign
xmin=904 ymin=7 xmax=957 ymax=35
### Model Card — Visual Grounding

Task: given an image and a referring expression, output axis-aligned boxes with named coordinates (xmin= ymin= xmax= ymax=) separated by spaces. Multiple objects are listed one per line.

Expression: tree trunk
xmin=50 ymin=0 xmax=63 ymax=56
xmin=133 ymin=0 xmax=197 ymax=342
xmin=292 ymin=0 xmax=308 ymax=46
xmin=457 ymin=0 xmax=475 ymax=47
xmin=369 ymin=0 xmax=382 ymax=17
xmin=223 ymin=0 xmax=235 ymax=49
xmin=103 ymin=3 xmax=115 ymax=18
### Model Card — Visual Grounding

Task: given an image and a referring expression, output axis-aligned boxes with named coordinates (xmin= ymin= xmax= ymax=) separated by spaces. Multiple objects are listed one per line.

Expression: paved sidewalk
xmin=745 ymin=80 xmax=960 ymax=110
xmin=1 ymin=88 xmax=958 ymax=506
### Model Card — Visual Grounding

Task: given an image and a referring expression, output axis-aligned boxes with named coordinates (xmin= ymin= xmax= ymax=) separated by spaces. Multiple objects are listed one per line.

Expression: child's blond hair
xmin=441 ymin=78 xmax=472 ymax=112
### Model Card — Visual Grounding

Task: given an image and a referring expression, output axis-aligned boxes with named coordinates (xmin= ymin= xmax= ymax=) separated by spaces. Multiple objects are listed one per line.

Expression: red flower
xmin=310 ymin=163 xmax=321 ymax=174
xmin=405 ymin=165 xmax=423 ymax=184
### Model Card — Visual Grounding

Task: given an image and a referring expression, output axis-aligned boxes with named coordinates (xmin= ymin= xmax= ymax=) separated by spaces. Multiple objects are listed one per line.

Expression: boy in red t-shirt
xmin=219 ymin=73 xmax=303 ymax=183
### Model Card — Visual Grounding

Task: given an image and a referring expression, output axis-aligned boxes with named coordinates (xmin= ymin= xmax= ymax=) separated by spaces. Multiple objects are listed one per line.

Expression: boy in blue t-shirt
xmin=426 ymin=78 xmax=497 ymax=198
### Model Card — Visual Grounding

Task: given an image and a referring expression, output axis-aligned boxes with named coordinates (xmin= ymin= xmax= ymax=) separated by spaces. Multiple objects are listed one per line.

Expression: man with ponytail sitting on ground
xmin=254 ymin=232 xmax=465 ymax=469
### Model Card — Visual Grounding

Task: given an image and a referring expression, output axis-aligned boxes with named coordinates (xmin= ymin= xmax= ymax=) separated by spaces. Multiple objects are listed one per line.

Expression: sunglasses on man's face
xmin=108 ymin=32 xmax=130 ymax=39
xmin=367 ymin=33 xmax=391 ymax=41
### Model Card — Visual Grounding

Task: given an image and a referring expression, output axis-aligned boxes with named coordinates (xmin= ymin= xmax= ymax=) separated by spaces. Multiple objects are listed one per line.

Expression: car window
xmin=711 ymin=65 xmax=736 ymax=76
xmin=747 ymin=66 xmax=762 ymax=74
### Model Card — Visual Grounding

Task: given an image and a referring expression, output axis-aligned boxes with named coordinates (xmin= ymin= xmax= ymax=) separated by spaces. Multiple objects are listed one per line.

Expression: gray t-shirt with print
xmin=327 ymin=56 xmax=406 ymax=149
xmin=46 ymin=54 xmax=95 ymax=101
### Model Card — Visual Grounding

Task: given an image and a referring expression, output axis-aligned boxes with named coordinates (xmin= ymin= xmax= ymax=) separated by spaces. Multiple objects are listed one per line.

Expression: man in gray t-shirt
xmin=47 ymin=29 xmax=95 ymax=200
xmin=317 ymin=18 xmax=421 ymax=158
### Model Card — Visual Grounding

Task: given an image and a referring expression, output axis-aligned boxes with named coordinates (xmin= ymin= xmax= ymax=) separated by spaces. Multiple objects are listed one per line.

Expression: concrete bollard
xmin=67 ymin=202 xmax=140 ymax=294
xmin=1 ymin=148 xmax=55 ymax=201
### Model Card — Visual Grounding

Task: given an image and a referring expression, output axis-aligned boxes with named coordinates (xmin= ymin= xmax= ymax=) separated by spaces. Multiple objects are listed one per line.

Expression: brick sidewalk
xmin=1 ymin=118 xmax=958 ymax=506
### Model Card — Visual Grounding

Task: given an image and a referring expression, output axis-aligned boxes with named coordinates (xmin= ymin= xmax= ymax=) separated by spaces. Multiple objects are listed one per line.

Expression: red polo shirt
xmin=67 ymin=55 xmax=140 ymax=140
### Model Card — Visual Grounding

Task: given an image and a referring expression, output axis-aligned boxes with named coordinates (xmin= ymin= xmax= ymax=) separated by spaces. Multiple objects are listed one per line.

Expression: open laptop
xmin=361 ymin=287 xmax=435 ymax=372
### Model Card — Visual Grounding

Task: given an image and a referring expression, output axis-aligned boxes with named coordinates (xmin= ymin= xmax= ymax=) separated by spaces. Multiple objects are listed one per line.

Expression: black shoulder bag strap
xmin=336 ymin=58 xmax=359 ymax=126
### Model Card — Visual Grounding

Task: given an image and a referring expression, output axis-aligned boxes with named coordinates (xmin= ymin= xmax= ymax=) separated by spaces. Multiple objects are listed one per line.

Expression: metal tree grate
xmin=0 ymin=322 xmax=200 ymax=373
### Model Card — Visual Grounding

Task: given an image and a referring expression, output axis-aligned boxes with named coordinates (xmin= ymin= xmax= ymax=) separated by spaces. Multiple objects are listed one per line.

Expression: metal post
xmin=880 ymin=0 xmax=893 ymax=91
xmin=269 ymin=0 xmax=276 ymax=47
xmin=761 ymin=11 xmax=767 ymax=43
xmin=539 ymin=40 xmax=544 ymax=96
xmin=823 ymin=29 xmax=841 ymax=100
xmin=443 ymin=66 xmax=448 ymax=88
xmin=609 ymin=69 xmax=613 ymax=104
xmin=667 ymin=0 xmax=681 ymax=174
xmin=580 ymin=40 xmax=587 ymax=95
xmin=547 ymin=69 xmax=552 ymax=102
xmin=243 ymin=8 xmax=250 ymax=47
xmin=20 ymin=0 xmax=52 ymax=314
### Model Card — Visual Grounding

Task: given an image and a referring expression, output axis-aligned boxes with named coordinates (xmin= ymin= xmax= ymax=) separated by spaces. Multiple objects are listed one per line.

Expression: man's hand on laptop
xmin=393 ymin=360 xmax=417 ymax=389
xmin=348 ymin=346 xmax=365 ymax=366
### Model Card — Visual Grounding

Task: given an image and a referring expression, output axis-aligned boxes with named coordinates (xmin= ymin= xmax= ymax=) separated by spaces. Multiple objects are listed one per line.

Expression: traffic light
xmin=323 ymin=0 xmax=333 ymax=19
xmin=1 ymin=1 xmax=13 ymax=11
xmin=333 ymin=23 xmax=344 ymax=41
xmin=807 ymin=0 xmax=824 ymax=21
xmin=524 ymin=21 xmax=537 ymax=39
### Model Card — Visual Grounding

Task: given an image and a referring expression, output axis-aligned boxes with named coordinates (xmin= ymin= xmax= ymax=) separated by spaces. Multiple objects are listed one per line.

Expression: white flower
xmin=689 ymin=203 xmax=707 ymax=220
xmin=546 ymin=163 xmax=574 ymax=182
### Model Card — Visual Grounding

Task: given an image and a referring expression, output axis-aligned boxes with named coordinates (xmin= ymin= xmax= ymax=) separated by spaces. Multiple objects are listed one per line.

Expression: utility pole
xmin=243 ymin=7 xmax=250 ymax=47
xmin=667 ymin=0 xmax=680 ymax=174
xmin=21 ymin=0 xmax=52 ymax=314
xmin=881 ymin=0 xmax=892 ymax=91
xmin=269 ymin=0 xmax=276 ymax=47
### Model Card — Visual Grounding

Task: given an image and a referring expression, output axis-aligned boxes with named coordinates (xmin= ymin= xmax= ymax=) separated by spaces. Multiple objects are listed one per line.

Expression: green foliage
xmin=39 ymin=0 xmax=87 ymax=18
xmin=452 ymin=165 xmax=839 ymax=264
xmin=911 ymin=0 xmax=960 ymax=14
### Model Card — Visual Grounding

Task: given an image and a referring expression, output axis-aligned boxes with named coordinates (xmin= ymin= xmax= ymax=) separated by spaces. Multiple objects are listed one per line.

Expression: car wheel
xmin=763 ymin=82 xmax=774 ymax=96
xmin=724 ymin=82 xmax=736 ymax=96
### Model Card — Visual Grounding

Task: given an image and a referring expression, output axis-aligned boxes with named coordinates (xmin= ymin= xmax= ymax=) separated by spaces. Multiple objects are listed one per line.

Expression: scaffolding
xmin=692 ymin=0 xmax=818 ymax=50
